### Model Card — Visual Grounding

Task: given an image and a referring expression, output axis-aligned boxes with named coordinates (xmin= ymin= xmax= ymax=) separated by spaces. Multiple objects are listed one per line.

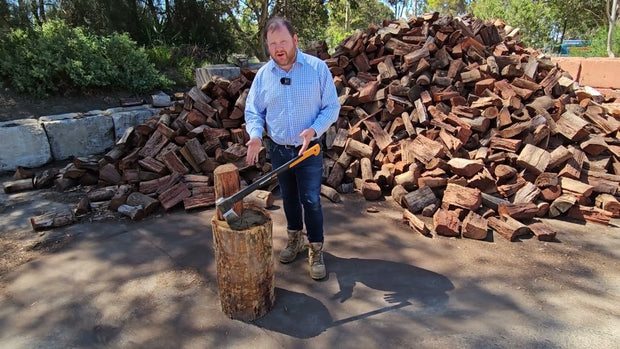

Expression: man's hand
xmin=245 ymin=136 xmax=262 ymax=165
xmin=298 ymin=128 xmax=316 ymax=155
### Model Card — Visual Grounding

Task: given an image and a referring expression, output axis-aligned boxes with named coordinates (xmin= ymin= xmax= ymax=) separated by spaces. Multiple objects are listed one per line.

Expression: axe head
xmin=215 ymin=197 xmax=241 ymax=225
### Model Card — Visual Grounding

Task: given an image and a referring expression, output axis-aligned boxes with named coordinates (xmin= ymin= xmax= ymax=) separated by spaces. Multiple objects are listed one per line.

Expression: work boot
xmin=279 ymin=229 xmax=306 ymax=263
xmin=309 ymin=242 xmax=326 ymax=280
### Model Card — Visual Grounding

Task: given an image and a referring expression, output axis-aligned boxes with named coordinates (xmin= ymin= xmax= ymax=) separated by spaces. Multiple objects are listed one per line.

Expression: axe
xmin=216 ymin=143 xmax=321 ymax=225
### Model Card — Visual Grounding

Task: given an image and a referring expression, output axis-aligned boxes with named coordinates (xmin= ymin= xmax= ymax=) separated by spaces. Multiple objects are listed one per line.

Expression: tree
xmin=0 ymin=0 xmax=11 ymax=31
xmin=30 ymin=0 xmax=46 ymax=25
xmin=607 ymin=0 xmax=619 ymax=57
xmin=544 ymin=0 xmax=606 ymax=56
xmin=219 ymin=0 xmax=331 ymax=61
xmin=327 ymin=0 xmax=394 ymax=49
xmin=385 ymin=0 xmax=428 ymax=18
xmin=471 ymin=0 xmax=610 ymax=53
xmin=471 ymin=0 xmax=555 ymax=49
xmin=427 ymin=0 xmax=470 ymax=15
xmin=163 ymin=0 xmax=235 ymax=48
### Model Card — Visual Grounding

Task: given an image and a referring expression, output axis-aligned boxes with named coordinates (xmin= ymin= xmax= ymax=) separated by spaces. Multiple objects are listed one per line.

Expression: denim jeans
xmin=269 ymin=141 xmax=324 ymax=243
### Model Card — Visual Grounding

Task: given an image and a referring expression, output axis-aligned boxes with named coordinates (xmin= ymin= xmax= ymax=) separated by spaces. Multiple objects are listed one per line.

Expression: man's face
xmin=266 ymin=26 xmax=298 ymax=71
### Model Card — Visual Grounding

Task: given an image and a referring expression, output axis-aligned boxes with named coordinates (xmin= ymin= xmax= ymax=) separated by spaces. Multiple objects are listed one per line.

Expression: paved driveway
xmin=1 ymin=183 xmax=619 ymax=348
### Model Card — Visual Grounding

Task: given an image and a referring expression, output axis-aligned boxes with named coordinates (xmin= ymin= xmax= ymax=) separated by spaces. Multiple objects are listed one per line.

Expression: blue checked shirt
xmin=245 ymin=49 xmax=340 ymax=146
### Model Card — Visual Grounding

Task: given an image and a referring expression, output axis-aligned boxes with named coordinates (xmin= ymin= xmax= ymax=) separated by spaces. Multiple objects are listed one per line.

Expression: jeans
xmin=269 ymin=141 xmax=324 ymax=243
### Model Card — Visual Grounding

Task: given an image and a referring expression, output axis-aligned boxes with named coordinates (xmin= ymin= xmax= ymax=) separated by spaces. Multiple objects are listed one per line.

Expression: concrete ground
xmin=0 ymin=177 xmax=619 ymax=348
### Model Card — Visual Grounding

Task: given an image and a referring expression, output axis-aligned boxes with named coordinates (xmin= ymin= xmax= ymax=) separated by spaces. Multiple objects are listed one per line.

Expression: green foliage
xmin=272 ymin=0 xmax=330 ymax=46
xmin=584 ymin=25 xmax=620 ymax=57
xmin=469 ymin=0 xmax=504 ymax=19
xmin=0 ymin=20 xmax=169 ymax=96
xmin=548 ymin=0 xmax=606 ymax=41
xmin=427 ymin=0 xmax=470 ymax=15
xmin=471 ymin=0 xmax=611 ymax=53
xmin=177 ymin=56 xmax=198 ymax=83
xmin=471 ymin=0 xmax=555 ymax=50
xmin=326 ymin=0 xmax=394 ymax=50
xmin=165 ymin=0 xmax=237 ymax=50
xmin=145 ymin=44 xmax=227 ymax=87
xmin=147 ymin=45 xmax=174 ymax=70
xmin=103 ymin=32 xmax=171 ymax=93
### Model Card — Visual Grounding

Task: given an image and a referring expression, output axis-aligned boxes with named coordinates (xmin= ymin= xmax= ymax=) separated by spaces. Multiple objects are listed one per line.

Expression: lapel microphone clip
xmin=280 ymin=77 xmax=291 ymax=85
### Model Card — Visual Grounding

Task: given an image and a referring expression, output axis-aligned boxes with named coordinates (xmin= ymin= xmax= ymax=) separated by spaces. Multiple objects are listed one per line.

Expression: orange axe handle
xmin=216 ymin=143 xmax=321 ymax=223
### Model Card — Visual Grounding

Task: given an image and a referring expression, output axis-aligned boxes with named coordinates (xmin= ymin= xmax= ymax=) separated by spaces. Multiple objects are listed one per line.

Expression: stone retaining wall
xmin=1 ymin=64 xmax=248 ymax=174
xmin=0 ymin=105 xmax=161 ymax=173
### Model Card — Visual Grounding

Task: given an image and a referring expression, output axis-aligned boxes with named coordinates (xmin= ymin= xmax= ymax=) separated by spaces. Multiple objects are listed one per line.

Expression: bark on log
xmin=213 ymin=164 xmax=243 ymax=220
xmin=30 ymin=209 xmax=75 ymax=230
xmin=516 ymin=144 xmax=550 ymax=175
xmin=183 ymin=192 xmax=216 ymax=210
xmin=447 ymin=158 xmax=484 ymax=177
xmin=211 ymin=204 xmax=274 ymax=321
xmin=109 ymin=184 xmax=134 ymax=211
xmin=402 ymin=209 xmax=430 ymax=236
xmin=549 ymin=194 xmax=577 ymax=217
xmin=488 ymin=216 xmax=522 ymax=241
xmin=321 ymin=184 xmax=341 ymax=203
xmin=243 ymin=189 xmax=274 ymax=208
xmin=403 ymin=186 xmax=438 ymax=213
xmin=391 ymin=184 xmax=408 ymax=207
xmin=433 ymin=208 xmax=461 ymax=237
xmin=117 ymin=204 xmax=145 ymax=220
xmin=126 ymin=192 xmax=160 ymax=214
xmin=497 ymin=202 xmax=539 ymax=220
xmin=567 ymin=205 xmax=613 ymax=225
xmin=158 ymin=183 xmax=191 ymax=211
xmin=594 ymin=193 xmax=620 ymax=217
xmin=442 ymin=183 xmax=482 ymax=211
xmin=362 ymin=180 xmax=382 ymax=200
xmin=462 ymin=211 xmax=488 ymax=240
xmin=528 ymin=220 xmax=557 ymax=242
xmin=3 ymin=179 xmax=34 ymax=193
xmin=87 ymin=186 xmax=118 ymax=202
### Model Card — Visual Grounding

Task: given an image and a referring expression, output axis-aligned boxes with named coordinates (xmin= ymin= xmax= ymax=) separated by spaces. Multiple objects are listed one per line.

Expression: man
xmin=244 ymin=17 xmax=340 ymax=280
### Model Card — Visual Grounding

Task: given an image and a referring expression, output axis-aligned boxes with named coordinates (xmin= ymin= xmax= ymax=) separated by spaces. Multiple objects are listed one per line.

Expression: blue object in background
xmin=560 ymin=39 xmax=591 ymax=55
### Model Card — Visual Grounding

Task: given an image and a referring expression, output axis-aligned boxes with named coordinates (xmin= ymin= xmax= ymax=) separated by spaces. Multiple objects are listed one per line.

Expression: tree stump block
xmin=211 ymin=203 xmax=275 ymax=321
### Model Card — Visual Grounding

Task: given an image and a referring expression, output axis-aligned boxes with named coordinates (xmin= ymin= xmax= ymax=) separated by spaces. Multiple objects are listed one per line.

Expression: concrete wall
xmin=0 ymin=119 xmax=52 ymax=172
xmin=0 ymin=105 xmax=161 ymax=173
xmin=551 ymin=57 xmax=620 ymax=90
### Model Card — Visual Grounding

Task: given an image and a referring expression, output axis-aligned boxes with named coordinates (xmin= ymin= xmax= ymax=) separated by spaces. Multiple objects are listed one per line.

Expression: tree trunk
xmin=608 ymin=0 xmax=618 ymax=57
xmin=211 ymin=204 xmax=275 ymax=320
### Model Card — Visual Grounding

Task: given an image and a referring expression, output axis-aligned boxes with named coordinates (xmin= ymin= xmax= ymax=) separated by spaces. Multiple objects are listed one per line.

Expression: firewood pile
xmin=4 ymin=12 xmax=620 ymax=241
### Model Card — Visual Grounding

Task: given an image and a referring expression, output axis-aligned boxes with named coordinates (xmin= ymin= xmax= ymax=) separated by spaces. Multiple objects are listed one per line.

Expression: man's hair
xmin=265 ymin=17 xmax=296 ymax=40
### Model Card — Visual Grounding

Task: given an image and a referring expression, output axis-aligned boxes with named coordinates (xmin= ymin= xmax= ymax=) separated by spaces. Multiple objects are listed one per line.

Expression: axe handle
xmin=217 ymin=143 xmax=321 ymax=212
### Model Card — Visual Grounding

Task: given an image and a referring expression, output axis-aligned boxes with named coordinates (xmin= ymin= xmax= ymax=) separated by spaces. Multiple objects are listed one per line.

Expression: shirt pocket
xmin=295 ymin=79 xmax=321 ymax=110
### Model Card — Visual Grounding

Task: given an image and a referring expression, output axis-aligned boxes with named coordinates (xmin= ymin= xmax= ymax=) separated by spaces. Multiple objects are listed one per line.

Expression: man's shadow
xmin=252 ymin=253 xmax=454 ymax=338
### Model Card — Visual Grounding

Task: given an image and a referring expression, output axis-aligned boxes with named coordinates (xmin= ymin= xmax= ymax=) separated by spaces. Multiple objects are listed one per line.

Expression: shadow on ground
xmin=254 ymin=254 xmax=454 ymax=339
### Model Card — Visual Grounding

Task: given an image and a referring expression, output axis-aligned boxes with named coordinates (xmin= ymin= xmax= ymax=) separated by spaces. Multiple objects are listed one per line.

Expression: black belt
xmin=275 ymin=140 xmax=319 ymax=150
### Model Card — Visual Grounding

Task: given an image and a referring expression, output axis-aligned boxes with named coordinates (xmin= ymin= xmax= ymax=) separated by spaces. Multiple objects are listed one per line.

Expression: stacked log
xmin=3 ymin=12 xmax=618 ymax=240
xmin=315 ymin=13 xmax=620 ymax=240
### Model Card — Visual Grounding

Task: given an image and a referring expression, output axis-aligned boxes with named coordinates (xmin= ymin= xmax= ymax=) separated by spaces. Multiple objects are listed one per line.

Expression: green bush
xmin=103 ymin=32 xmax=171 ymax=93
xmin=0 ymin=20 xmax=170 ymax=96
xmin=582 ymin=25 xmax=620 ymax=57
xmin=146 ymin=45 xmax=174 ymax=70
xmin=177 ymin=56 xmax=197 ymax=84
xmin=144 ymin=44 xmax=229 ymax=87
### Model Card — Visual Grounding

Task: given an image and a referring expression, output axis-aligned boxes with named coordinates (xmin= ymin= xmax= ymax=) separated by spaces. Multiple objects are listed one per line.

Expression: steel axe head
xmin=215 ymin=197 xmax=241 ymax=225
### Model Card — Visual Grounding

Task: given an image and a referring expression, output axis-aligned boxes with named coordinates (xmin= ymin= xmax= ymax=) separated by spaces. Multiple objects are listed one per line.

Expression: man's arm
xmin=244 ymin=75 xmax=266 ymax=141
